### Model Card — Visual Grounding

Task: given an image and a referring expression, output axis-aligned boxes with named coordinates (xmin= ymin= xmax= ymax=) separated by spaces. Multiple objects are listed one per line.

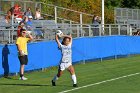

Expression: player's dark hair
xmin=61 ymin=37 xmax=70 ymax=45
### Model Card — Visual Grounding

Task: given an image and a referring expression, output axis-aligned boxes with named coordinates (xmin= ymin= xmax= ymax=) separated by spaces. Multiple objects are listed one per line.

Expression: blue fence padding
xmin=0 ymin=36 xmax=140 ymax=75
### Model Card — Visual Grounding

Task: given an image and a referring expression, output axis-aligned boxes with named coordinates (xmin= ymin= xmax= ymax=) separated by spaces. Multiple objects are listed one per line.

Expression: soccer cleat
xmin=73 ymin=84 xmax=78 ymax=87
xmin=19 ymin=76 xmax=28 ymax=80
xmin=52 ymin=80 xmax=56 ymax=86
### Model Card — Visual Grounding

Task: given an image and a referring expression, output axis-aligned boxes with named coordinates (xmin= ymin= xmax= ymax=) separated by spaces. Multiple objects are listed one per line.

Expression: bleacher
xmin=115 ymin=8 xmax=140 ymax=30
xmin=0 ymin=1 xmax=136 ymax=43
xmin=33 ymin=20 xmax=60 ymax=40
xmin=0 ymin=18 xmax=60 ymax=42
xmin=0 ymin=14 xmax=72 ymax=42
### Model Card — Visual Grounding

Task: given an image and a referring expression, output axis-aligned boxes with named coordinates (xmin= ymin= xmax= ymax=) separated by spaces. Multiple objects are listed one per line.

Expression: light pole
xmin=102 ymin=0 xmax=104 ymax=35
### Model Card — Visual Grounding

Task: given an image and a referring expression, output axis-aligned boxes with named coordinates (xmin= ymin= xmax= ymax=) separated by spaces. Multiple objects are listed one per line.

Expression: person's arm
xmin=55 ymin=34 xmax=61 ymax=48
xmin=26 ymin=31 xmax=33 ymax=41
xmin=25 ymin=16 xmax=28 ymax=22
xmin=35 ymin=12 xmax=37 ymax=19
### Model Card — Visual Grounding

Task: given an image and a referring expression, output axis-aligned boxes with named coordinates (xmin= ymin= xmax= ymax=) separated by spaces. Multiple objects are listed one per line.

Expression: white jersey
xmin=60 ymin=43 xmax=72 ymax=63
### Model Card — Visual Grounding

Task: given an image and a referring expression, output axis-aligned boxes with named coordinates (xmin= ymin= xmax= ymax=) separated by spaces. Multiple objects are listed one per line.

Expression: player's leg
xmin=19 ymin=55 xmax=28 ymax=80
xmin=20 ymin=64 xmax=24 ymax=77
xmin=52 ymin=69 xmax=63 ymax=86
xmin=67 ymin=65 xmax=78 ymax=87
xmin=52 ymin=64 xmax=64 ymax=86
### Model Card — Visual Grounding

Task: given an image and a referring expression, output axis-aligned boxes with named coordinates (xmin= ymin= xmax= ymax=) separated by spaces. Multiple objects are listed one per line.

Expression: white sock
xmin=72 ymin=74 xmax=77 ymax=84
xmin=53 ymin=75 xmax=59 ymax=82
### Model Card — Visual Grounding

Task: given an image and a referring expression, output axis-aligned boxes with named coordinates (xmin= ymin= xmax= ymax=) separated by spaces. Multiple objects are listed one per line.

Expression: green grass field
xmin=0 ymin=55 xmax=140 ymax=93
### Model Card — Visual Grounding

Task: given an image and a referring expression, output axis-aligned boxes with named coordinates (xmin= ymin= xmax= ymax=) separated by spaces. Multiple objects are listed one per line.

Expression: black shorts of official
xmin=18 ymin=55 xmax=28 ymax=65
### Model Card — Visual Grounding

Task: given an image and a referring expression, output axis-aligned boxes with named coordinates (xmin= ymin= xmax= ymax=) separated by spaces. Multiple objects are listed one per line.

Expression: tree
xmin=41 ymin=0 xmax=140 ymax=23
xmin=121 ymin=0 xmax=140 ymax=8
xmin=105 ymin=0 xmax=123 ymax=9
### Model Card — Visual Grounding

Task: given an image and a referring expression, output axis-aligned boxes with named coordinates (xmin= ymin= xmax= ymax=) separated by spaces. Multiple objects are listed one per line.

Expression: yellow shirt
xmin=16 ymin=37 xmax=30 ymax=55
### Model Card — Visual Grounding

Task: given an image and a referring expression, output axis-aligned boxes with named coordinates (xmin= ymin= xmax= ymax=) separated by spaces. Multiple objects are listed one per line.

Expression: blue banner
xmin=0 ymin=36 xmax=140 ymax=75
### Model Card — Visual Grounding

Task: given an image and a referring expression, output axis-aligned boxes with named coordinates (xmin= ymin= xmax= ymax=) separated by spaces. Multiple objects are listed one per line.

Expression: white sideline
xmin=58 ymin=72 xmax=140 ymax=93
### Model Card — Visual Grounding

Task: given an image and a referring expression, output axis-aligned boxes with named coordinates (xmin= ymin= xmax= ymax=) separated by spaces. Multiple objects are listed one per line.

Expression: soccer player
xmin=16 ymin=29 xmax=33 ymax=80
xmin=52 ymin=34 xmax=78 ymax=87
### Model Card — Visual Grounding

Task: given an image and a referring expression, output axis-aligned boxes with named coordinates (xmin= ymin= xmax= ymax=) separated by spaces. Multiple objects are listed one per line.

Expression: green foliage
xmin=2 ymin=0 xmax=140 ymax=23
xmin=105 ymin=0 xmax=123 ymax=9
xmin=40 ymin=0 xmax=102 ymax=23
xmin=121 ymin=0 xmax=140 ymax=8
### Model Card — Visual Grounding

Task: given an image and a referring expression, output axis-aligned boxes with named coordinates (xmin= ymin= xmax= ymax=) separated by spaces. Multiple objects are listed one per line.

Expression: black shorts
xmin=18 ymin=55 xmax=28 ymax=65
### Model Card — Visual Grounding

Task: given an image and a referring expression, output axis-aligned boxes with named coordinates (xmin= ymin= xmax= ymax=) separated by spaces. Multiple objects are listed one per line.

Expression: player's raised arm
xmin=55 ymin=34 xmax=61 ymax=48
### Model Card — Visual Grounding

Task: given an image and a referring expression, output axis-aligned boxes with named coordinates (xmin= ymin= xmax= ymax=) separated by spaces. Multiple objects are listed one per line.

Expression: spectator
xmin=24 ymin=7 xmax=32 ymax=17
xmin=26 ymin=15 xmax=43 ymax=39
xmin=17 ymin=22 xmax=26 ymax=37
xmin=92 ymin=15 xmax=100 ymax=36
xmin=5 ymin=11 xmax=11 ymax=23
xmin=26 ymin=16 xmax=33 ymax=29
xmin=9 ymin=6 xmax=14 ymax=15
xmin=13 ymin=4 xmax=20 ymax=17
xmin=13 ymin=5 xmax=22 ymax=16
xmin=18 ymin=7 xmax=23 ymax=18
xmin=8 ymin=4 xmax=23 ymax=23
xmin=133 ymin=30 xmax=140 ymax=36
xmin=21 ymin=16 xmax=28 ymax=24
xmin=35 ymin=8 xmax=42 ymax=20
xmin=25 ymin=16 xmax=33 ymax=34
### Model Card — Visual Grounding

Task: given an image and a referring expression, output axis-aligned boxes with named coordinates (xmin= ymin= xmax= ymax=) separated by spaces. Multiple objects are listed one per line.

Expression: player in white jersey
xmin=52 ymin=34 xmax=78 ymax=87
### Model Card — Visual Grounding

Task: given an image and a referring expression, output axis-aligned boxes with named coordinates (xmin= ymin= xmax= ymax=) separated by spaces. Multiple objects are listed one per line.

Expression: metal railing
xmin=0 ymin=0 xmax=96 ymax=36
xmin=0 ymin=24 xmax=132 ymax=44
xmin=40 ymin=3 xmax=94 ymax=24
xmin=115 ymin=8 xmax=140 ymax=21
xmin=114 ymin=8 xmax=140 ymax=27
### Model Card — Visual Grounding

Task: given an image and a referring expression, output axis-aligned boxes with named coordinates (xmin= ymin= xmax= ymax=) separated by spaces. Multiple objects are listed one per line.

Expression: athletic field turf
xmin=0 ymin=55 xmax=140 ymax=93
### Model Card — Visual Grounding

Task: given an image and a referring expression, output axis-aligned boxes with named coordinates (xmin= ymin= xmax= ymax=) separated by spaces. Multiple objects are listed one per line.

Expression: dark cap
xmin=20 ymin=29 xmax=26 ymax=33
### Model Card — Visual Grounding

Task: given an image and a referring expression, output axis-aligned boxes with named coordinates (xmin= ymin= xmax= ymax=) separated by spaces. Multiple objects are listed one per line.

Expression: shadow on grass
xmin=56 ymin=84 xmax=72 ymax=87
xmin=0 ymin=83 xmax=72 ymax=87
xmin=2 ymin=76 xmax=19 ymax=80
xmin=3 ymin=76 xmax=12 ymax=79
xmin=0 ymin=83 xmax=49 ymax=86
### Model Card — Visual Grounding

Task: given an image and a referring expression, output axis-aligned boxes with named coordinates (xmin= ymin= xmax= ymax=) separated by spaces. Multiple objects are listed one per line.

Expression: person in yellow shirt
xmin=16 ymin=29 xmax=33 ymax=80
